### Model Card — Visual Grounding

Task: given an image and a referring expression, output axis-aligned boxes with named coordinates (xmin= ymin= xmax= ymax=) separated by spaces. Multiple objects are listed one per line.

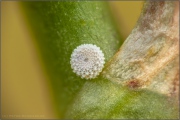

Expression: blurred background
xmin=1 ymin=1 xmax=143 ymax=119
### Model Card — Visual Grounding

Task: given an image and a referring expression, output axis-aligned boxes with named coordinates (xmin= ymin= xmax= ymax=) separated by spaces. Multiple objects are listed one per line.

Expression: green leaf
xmin=65 ymin=78 xmax=178 ymax=119
xmin=21 ymin=1 xmax=122 ymax=118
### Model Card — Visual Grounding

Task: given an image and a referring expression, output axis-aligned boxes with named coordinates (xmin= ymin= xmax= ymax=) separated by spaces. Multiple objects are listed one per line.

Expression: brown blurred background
xmin=1 ymin=1 xmax=143 ymax=119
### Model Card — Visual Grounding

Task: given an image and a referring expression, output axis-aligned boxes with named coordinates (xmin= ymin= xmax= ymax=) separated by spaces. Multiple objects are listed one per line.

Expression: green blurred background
xmin=1 ymin=1 xmax=143 ymax=119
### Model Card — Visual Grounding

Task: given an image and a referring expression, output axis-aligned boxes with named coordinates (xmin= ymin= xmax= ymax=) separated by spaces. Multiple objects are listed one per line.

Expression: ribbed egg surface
xmin=70 ymin=44 xmax=105 ymax=79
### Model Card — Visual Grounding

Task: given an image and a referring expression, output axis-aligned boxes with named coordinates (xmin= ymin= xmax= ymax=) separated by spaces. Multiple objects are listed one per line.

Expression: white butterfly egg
xmin=70 ymin=44 xmax=105 ymax=79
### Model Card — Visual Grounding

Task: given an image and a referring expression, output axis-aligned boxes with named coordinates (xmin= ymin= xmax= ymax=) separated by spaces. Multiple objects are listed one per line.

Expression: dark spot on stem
xmin=127 ymin=79 xmax=141 ymax=89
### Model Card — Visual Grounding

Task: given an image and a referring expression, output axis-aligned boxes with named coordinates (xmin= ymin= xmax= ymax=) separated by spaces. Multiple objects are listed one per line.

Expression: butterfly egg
xmin=70 ymin=44 xmax=105 ymax=80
